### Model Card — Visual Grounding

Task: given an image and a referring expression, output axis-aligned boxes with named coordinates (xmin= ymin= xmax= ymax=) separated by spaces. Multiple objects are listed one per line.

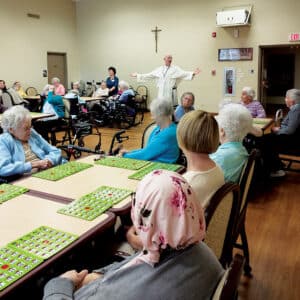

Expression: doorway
xmin=259 ymin=45 xmax=300 ymax=116
xmin=47 ymin=52 xmax=68 ymax=89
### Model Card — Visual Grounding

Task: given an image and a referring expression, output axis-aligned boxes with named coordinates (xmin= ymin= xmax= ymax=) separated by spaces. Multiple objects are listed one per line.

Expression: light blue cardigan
xmin=0 ymin=129 xmax=64 ymax=177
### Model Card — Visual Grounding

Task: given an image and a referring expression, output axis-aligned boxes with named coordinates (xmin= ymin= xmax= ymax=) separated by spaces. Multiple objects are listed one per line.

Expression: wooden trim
xmin=26 ymin=189 xmax=74 ymax=204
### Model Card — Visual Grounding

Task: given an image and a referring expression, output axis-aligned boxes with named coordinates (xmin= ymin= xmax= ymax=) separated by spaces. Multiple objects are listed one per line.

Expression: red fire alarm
xmin=212 ymin=32 xmax=217 ymax=38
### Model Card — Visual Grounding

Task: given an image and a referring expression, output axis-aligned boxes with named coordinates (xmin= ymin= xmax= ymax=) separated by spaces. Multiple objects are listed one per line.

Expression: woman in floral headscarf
xmin=43 ymin=170 xmax=224 ymax=300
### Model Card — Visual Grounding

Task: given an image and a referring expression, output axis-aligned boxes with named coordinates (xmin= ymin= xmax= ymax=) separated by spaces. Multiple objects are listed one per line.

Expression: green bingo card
xmin=32 ymin=161 xmax=93 ymax=181
xmin=0 ymin=184 xmax=28 ymax=204
xmin=95 ymin=157 xmax=151 ymax=170
xmin=58 ymin=186 xmax=133 ymax=221
xmin=0 ymin=246 xmax=43 ymax=291
xmin=8 ymin=226 xmax=78 ymax=260
xmin=128 ymin=162 xmax=182 ymax=180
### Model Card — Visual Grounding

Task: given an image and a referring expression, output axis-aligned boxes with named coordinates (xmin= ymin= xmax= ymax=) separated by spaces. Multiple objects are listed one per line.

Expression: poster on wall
xmin=223 ymin=67 xmax=236 ymax=97
xmin=218 ymin=48 xmax=253 ymax=61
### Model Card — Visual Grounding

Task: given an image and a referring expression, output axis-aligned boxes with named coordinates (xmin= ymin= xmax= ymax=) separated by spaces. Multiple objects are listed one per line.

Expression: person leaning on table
xmin=43 ymin=170 xmax=224 ymax=300
xmin=0 ymin=106 xmax=65 ymax=178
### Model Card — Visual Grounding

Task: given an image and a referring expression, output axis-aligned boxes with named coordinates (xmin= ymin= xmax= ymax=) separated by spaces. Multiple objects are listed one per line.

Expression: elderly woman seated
xmin=177 ymin=110 xmax=224 ymax=209
xmin=43 ymin=170 xmax=224 ymax=300
xmin=240 ymin=86 xmax=266 ymax=118
xmin=210 ymin=103 xmax=253 ymax=183
xmin=174 ymin=92 xmax=195 ymax=122
xmin=0 ymin=106 xmax=64 ymax=178
xmin=51 ymin=77 xmax=65 ymax=96
xmin=120 ymin=98 xmax=179 ymax=163
xmin=34 ymin=84 xmax=65 ymax=142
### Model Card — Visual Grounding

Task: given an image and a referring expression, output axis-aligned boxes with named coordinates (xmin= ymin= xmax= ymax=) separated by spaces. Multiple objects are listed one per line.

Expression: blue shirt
xmin=43 ymin=91 xmax=65 ymax=118
xmin=278 ymin=103 xmax=300 ymax=135
xmin=0 ymin=129 xmax=64 ymax=177
xmin=106 ymin=76 xmax=119 ymax=95
xmin=210 ymin=142 xmax=248 ymax=183
xmin=124 ymin=123 xmax=179 ymax=163
xmin=174 ymin=105 xmax=195 ymax=122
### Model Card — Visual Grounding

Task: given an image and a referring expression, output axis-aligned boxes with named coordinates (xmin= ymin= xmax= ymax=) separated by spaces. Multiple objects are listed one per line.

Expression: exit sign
xmin=289 ymin=33 xmax=300 ymax=42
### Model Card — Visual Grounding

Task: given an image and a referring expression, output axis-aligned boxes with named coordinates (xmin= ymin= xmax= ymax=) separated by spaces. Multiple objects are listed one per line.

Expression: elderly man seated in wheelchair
xmin=260 ymin=88 xmax=300 ymax=177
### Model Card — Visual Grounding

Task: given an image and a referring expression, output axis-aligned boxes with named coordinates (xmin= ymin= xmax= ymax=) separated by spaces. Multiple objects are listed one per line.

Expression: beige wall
xmin=0 ymin=0 xmax=79 ymax=92
xmin=76 ymin=0 xmax=300 ymax=112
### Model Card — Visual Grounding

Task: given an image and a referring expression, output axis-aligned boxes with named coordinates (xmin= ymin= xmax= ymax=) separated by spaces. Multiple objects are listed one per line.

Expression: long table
xmin=15 ymin=155 xmax=139 ymax=214
xmin=253 ymin=117 xmax=274 ymax=132
xmin=0 ymin=193 xmax=115 ymax=298
xmin=0 ymin=112 xmax=54 ymax=122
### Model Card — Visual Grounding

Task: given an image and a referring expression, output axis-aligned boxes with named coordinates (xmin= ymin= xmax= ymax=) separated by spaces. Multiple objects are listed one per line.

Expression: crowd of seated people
xmin=43 ymin=170 xmax=224 ymax=300
xmin=0 ymin=106 xmax=65 ymax=179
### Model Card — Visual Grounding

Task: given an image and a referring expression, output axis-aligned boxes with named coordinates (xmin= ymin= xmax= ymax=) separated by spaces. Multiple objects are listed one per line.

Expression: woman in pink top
xmin=51 ymin=77 xmax=65 ymax=96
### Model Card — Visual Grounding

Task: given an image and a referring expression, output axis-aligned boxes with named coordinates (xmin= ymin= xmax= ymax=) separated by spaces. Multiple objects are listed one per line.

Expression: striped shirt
xmin=240 ymin=100 xmax=266 ymax=118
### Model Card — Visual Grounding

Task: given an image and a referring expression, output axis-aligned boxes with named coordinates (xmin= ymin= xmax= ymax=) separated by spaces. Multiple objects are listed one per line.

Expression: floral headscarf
xmin=124 ymin=169 xmax=206 ymax=268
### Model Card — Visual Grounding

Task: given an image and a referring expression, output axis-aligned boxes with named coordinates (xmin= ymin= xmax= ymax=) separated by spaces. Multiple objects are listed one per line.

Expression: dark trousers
xmin=259 ymin=133 xmax=300 ymax=172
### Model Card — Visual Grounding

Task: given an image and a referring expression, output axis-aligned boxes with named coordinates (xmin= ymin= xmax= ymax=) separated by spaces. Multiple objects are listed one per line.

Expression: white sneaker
xmin=270 ymin=170 xmax=286 ymax=178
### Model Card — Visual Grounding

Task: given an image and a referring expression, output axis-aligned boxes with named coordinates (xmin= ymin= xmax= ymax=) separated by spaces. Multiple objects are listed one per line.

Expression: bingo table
xmin=0 ymin=193 xmax=115 ymax=298
xmin=253 ymin=117 xmax=274 ymax=133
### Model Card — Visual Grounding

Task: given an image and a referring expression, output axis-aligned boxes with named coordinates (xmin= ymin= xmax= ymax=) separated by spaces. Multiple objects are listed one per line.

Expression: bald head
xmin=164 ymin=54 xmax=173 ymax=66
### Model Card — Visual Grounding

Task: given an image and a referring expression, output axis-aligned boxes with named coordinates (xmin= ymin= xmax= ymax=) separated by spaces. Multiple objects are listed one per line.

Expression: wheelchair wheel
xmin=73 ymin=150 xmax=82 ymax=159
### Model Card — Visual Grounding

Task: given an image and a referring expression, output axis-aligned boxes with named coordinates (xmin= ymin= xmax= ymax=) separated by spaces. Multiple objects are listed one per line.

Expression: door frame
xmin=258 ymin=44 xmax=300 ymax=107
xmin=47 ymin=52 xmax=68 ymax=88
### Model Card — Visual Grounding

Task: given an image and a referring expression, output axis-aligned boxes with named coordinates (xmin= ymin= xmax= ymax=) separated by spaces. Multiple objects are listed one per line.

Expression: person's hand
xmin=78 ymin=272 xmax=102 ymax=289
xmin=126 ymin=226 xmax=143 ymax=250
xmin=193 ymin=68 xmax=201 ymax=76
xmin=272 ymin=126 xmax=280 ymax=133
xmin=118 ymin=149 xmax=128 ymax=157
xmin=60 ymin=270 xmax=88 ymax=290
xmin=130 ymin=72 xmax=138 ymax=78
xmin=31 ymin=159 xmax=52 ymax=170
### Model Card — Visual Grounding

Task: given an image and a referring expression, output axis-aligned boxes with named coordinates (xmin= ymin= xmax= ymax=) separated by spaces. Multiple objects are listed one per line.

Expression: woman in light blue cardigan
xmin=120 ymin=98 xmax=179 ymax=163
xmin=0 ymin=106 xmax=64 ymax=178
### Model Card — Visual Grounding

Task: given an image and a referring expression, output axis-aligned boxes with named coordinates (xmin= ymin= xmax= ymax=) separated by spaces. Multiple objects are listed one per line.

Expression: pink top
xmin=54 ymin=84 xmax=65 ymax=96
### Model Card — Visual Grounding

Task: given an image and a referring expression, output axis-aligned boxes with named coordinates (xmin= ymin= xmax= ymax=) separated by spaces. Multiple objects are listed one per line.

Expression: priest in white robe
xmin=131 ymin=54 xmax=200 ymax=105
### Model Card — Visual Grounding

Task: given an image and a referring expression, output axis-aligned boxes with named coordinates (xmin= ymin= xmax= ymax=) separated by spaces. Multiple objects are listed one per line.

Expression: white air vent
xmin=216 ymin=6 xmax=252 ymax=27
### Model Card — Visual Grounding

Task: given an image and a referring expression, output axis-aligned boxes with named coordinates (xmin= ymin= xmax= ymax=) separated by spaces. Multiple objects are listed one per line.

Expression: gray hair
xmin=242 ymin=86 xmax=255 ymax=99
xmin=150 ymin=98 xmax=173 ymax=118
xmin=286 ymin=88 xmax=300 ymax=104
xmin=51 ymin=77 xmax=60 ymax=84
xmin=180 ymin=92 xmax=195 ymax=105
xmin=1 ymin=106 xmax=32 ymax=132
xmin=217 ymin=103 xmax=252 ymax=142
xmin=119 ymin=80 xmax=129 ymax=90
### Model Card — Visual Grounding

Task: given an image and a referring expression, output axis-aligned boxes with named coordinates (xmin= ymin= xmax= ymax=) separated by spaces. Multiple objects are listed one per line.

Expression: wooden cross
xmin=151 ymin=26 xmax=162 ymax=53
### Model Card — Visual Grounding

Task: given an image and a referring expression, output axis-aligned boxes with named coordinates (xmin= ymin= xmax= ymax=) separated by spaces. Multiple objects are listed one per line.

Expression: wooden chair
xmin=135 ymin=85 xmax=148 ymax=112
xmin=141 ymin=122 xmax=156 ymax=148
xmin=25 ymin=87 xmax=38 ymax=96
xmin=212 ymin=254 xmax=245 ymax=300
xmin=205 ymin=182 xmax=240 ymax=268
xmin=233 ymin=149 xmax=257 ymax=276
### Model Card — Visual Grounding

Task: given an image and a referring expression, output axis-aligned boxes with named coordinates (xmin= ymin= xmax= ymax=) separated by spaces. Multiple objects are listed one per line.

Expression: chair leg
xmin=240 ymin=223 xmax=252 ymax=277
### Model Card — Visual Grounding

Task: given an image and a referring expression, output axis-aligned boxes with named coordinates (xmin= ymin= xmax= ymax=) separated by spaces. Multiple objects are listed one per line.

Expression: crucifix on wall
xmin=151 ymin=26 xmax=162 ymax=53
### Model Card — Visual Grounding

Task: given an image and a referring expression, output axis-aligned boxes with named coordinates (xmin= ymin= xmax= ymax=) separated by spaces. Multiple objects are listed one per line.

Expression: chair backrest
xmin=26 ymin=87 xmax=38 ymax=96
xmin=205 ymin=182 xmax=240 ymax=267
xmin=238 ymin=149 xmax=257 ymax=215
xmin=136 ymin=85 xmax=148 ymax=98
xmin=275 ymin=108 xmax=283 ymax=125
xmin=141 ymin=122 xmax=156 ymax=148
xmin=212 ymin=254 xmax=244 ymax=300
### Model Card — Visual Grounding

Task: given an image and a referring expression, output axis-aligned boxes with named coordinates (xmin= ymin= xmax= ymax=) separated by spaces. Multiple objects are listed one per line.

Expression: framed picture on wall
xmin=223 ymin=67 xmax=236 ymax=97
xmin=218 ymin=48 xmax=253 ymax=61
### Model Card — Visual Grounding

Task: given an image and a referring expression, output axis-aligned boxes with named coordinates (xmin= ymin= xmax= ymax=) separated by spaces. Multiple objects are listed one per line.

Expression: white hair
xmin=242 ymin=87 xmax=255 ymax=99
xmin=286 ymin=88 xmax=300 ymax=104
xmin=217 ymin=103 xmax=252 ymax=142
xmin=51 ymin=77 xmax=60 ymax=84
xmin=1 ymin=106 xmax=31 ymax=132
xmin=119 ymin=80 xmax=129 ymax=90
xmin=150 ymin=98 xmax=173 ymax=118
